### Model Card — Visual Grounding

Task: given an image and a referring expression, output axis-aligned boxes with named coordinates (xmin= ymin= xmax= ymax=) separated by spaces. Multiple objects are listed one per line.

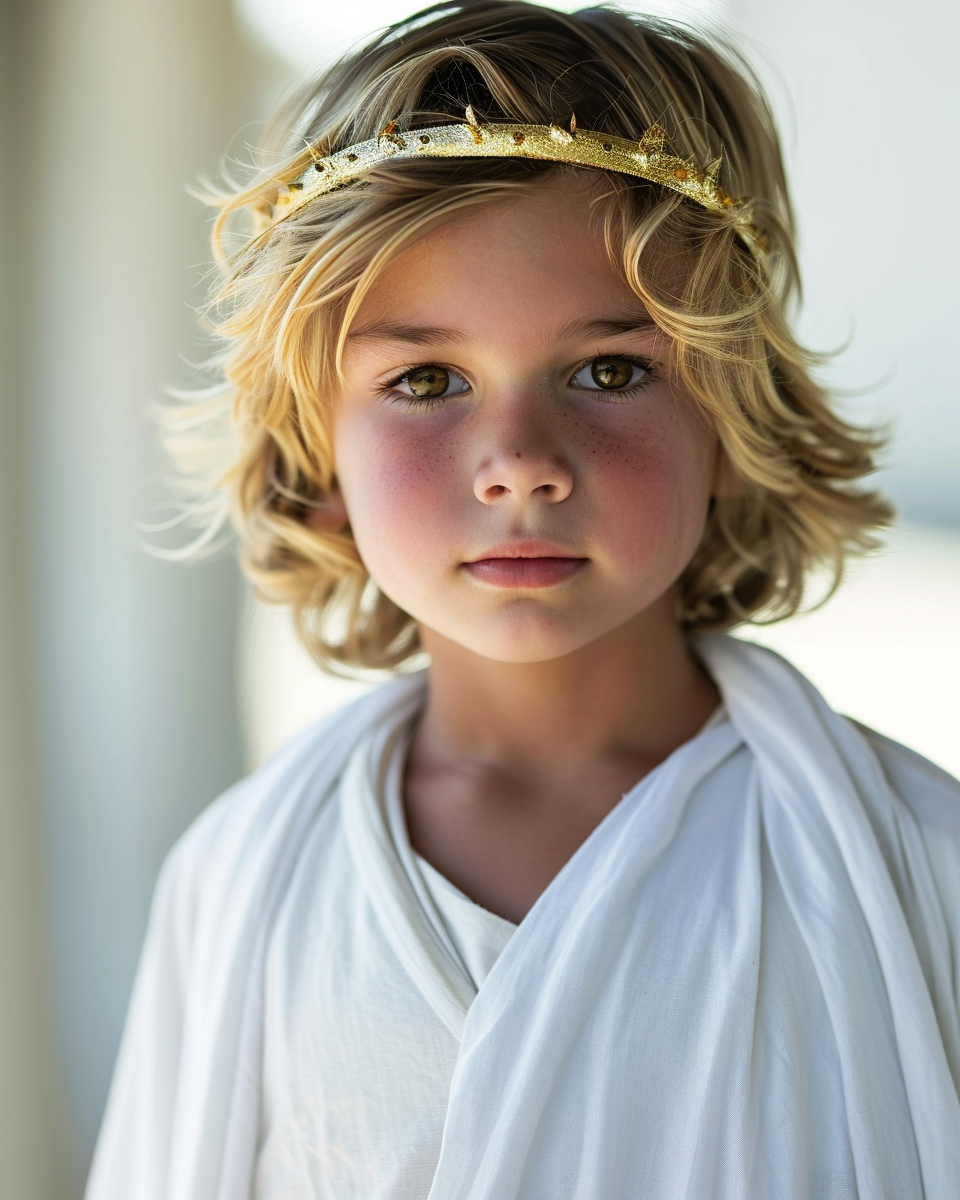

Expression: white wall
xmin=729 ymin=0 xmax=960 ymax=526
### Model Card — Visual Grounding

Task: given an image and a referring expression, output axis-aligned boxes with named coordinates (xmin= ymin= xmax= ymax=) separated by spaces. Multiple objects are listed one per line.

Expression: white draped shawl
xmin=87 ymin=635 xmax=960 ymax=1199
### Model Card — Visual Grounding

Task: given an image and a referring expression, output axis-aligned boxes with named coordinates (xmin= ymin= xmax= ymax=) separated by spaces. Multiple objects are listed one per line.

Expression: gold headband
xmin=265 ymin=107 xmax=762 ymax=248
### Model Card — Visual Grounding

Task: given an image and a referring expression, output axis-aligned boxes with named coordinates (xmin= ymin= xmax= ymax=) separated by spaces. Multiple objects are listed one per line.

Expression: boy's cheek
xmin=592 ymin=478 xmax=707 ymax=581
xmin=339 ymin=447 xmax=467 ymax=573
xmin=348 ymin=430 xmax=460 ymax=513
xmin=579 ymin=429 xmax=714 ymax=545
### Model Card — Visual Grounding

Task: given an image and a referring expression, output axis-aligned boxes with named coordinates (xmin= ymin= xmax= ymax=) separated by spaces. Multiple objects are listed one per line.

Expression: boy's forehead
xmin=345 ymin=177 xmax=659 ymax=347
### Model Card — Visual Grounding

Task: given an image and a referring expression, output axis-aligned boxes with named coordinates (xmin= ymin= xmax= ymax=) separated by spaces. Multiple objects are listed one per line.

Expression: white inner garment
xmin=413 ymin=855 xmax=516 ymax=992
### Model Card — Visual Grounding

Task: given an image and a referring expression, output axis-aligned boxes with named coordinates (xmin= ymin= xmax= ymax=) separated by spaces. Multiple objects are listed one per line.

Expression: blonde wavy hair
xmin=167 ymin=0 xmax=892 ymax=673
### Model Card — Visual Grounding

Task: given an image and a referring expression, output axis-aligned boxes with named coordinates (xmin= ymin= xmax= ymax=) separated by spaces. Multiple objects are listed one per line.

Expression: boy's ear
xmin=712 ymin=443 xmax=744 ymax=500
xmin=305 ymin=486 xmax=349 ymax=534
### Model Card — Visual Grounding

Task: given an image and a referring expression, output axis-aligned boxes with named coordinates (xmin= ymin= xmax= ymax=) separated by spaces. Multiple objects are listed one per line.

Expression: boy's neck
xmin=416 ymin=595 xmax=719 ymax=776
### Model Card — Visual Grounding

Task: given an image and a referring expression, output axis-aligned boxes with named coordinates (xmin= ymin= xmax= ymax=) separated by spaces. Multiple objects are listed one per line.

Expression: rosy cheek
xmin=337 ymin=421 xmax=461 ymax=572
xmin=576 ymin=411 xmax=712 ymax=567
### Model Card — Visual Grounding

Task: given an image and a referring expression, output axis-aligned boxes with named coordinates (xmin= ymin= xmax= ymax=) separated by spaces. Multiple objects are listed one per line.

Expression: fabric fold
xmin=698 ymin=635 xmax=960 ymax=1195
xmin=340 ymin=692 xmax=479 ymax=1038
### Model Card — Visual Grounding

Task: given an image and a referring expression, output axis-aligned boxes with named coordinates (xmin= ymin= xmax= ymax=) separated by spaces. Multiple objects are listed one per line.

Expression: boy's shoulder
xmin=854 ymin=720 xmax=960 ymax=841
xmin=159 ymin=671 xmax=427 ymax=909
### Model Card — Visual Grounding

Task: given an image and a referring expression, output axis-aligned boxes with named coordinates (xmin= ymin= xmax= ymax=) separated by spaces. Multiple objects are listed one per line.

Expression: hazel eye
xmin=570 ymin=356 xmax=651 ymax=392
xmin=395 ymin=365 xmax=468 ymax=399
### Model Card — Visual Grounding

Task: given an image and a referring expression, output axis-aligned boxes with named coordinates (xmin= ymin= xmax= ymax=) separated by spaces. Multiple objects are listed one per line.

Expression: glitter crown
xmin=264 ymin=108 xmax=761 ymax=247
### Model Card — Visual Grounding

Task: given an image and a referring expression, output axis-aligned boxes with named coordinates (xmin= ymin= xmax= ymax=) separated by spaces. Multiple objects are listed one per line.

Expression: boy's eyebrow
xmin=558 ymin=314 xmax=659 ymax=340
xmin=345 ymin=321 xmax=469 ymax=347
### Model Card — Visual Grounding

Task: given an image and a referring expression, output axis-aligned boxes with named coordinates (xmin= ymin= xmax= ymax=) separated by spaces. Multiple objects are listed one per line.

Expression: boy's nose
xmin=473 ymin=433 xmax=574 ymax=505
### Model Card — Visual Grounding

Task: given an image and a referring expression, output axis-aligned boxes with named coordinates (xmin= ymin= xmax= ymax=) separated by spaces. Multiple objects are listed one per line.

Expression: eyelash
xmin=377 ymin=355 xmax=657 ymax=411
xmin=390 ymin=393 xmax=452 ymax=412
xmin=378 ymin=366 xmax=466 ymax=412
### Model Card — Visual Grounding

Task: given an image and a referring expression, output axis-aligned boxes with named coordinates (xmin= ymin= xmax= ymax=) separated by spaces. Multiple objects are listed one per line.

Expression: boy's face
xmin=325 ymin=175 xmax=728 ymax=664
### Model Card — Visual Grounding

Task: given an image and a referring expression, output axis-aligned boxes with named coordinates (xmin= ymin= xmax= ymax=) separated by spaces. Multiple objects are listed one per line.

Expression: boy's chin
xmin=418 ymin=609 xmax=654 ymax=667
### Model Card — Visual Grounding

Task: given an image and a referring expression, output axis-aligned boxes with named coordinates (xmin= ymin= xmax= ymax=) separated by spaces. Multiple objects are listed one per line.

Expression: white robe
xmin=87 ymin=635 xmax=960 ymax=1199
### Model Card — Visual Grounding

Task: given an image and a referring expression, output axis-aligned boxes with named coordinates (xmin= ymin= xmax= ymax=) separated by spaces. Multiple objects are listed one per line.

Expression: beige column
xmin=2 ymin=0 xmax=256 ymax=1191
xmin=0 ymin=5 xmax=68 ymax=1196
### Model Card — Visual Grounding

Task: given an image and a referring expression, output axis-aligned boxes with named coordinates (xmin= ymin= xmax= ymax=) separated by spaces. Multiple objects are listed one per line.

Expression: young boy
xmin=89 ymin=3 xmax=960 ymax=1197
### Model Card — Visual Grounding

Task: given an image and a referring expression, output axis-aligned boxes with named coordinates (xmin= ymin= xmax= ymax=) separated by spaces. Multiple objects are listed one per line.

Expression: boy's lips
xmin=462 ymin=541 xmax=588 ymax=589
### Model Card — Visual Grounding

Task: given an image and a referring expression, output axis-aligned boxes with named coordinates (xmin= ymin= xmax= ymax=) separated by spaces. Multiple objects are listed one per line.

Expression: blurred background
xmin=0 ymin=0 xmax=957 ymax=1194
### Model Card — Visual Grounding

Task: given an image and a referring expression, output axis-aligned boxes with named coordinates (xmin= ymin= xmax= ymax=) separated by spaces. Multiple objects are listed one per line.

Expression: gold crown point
xmin=705 ymin=157 xmax=722 ymax=184
xmin=569 ymin=112 xmax=577 ymax=136
xmin=463 ymin=105 xmax=484 ymax=143
xmin=638 ymin=125 xmax=666 ymax=156
xmin=378 ymin=119 xmax=406 ymax=152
